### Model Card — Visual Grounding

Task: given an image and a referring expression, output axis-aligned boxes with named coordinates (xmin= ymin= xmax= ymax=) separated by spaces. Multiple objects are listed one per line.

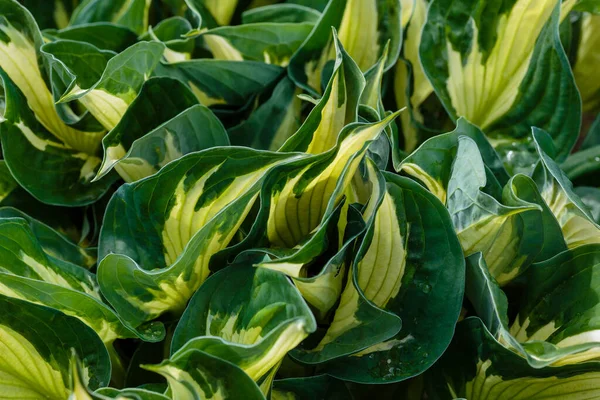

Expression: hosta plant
xmin=0 ymin=0 xmax=598 ymax=399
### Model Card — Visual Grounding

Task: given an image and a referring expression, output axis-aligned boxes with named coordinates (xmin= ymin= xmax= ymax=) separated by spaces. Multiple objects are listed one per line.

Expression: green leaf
xmin=575 ymin=187 xmax=600 ymax=224
xmin=428 ymin=317 xmax=600 ymax=400
xmin=0 ymin=218 xmax=163 ymax=345
xmin=242 ymin=4 xmax=322 ymax=24
xmin=281 ymin=29 xmax=365 ymax=154
xmin=142 ymin=17 xmax=195 ymax=63
xmin=272 ymin=375 xmax=352 ymax=399
xmin=532 ymin=128 xmax=600 ymax=248
xmin=171 ymin=265 xmax=316 ymax=383
xmin=153 ymin=59 xmax=283 ymax=107
xmin=398 ymin=118 xmax=509 ymax=205
xmin=266 ymin=112 xmax=400 ymax=250
xmin=0 ymin=68 xmax=116 ymax=206
xmin=288 ymin=0 xmax=402 ymax=94
xmin=93 ymin=76 xmax=205 ymax=181
xmin=573 ymin=12 xmax=600 ymax=113
xmin=0 ymin=294 xmax=111 ymax=397
xmin=393 ymin=0 xmax=440 ymax=153
xmin=184 ymin=0 xmax=241 ymax=27
xmin=115 ymin=103 xmax=230 ymax=182
xmin=70 ymin=0 xmax=152 ymax=35
xmin=420 ymin=0 xmax=581 ymax=160
xmin=0 ymin=206 xmax=97 ymax=268
xmin=52 ymin=41 xmax=166 ymax=130
xmin=19 ymin=0 xmax=77 ymax=29
xmin=228 ymin=77 xmax=302 ymax=151
xmin=95 ymin=387 xmax=170 ymax=400
xmin=42 ymin=22 xmax=138 ymax=52
xmin=511 ymin=244 xmax=600 ymax=366
xmin=144 ymin=349 xmax=265 ymax=400
xmin=447 ymin=136 xmax=545 ymax=284
xmin=202 ymin=22 xmax=313 ymax=66
xmin=97 ymin=148 xmax=298 ymax=329
xmin=320 ymin=173 xmax=464 ymax=383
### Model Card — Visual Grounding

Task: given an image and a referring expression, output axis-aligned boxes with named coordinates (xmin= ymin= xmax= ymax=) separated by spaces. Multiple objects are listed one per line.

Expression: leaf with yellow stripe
xmin=420 ymin=0 xmax=581 ymax=161
xmin=94 ymin=77 xmax=229 ymax=182
xmin=430 ymin=249 xmax=600 ymax=399
xmin=266 ymin=112 xmax=400 ymax=254
xmin=0 ymin=217 xmax=164 ymax=381
xmin=398 ymin=118 xmax=509 ymax=205
xmin=532 ymin=128 xmax=600 ymax=248
xmin=170 ymin=264 xmax=316 ymax=390
xmin=143 ymin=349 xmax=265 ymax=400
xmin=97 ymin=147 xmax=299 ymax=330
xmin=46 ymin=40 xmax=165 ymax=131
xmin=447 ymin=136 xmax=547 ymax=285
xmin=394 ymin=0 xmax=451 ymax=154
xmin=428 ymin=316 xmax=600 ymax=400
xmin=0 ymin=294 xmax=110 ymax=399
xmin=69 ymin=0 xmax=152 ymax=35
xmin=281 ymin=30 xmax=365 ymax=154
xmin=201 ymin=22 xmax=314 ymax=66
xmin=153 ymin=58 xmax=283 ymax=107
xmin=288 ymin=0 xmax=401 ymax=95
xmin=0 ymin=206 xmax=97 ymax=269
xmin=316 ymin=171 xmax=464 ymax=383
xmin=0 ymin=0 xmax=115 ymax=205
xmin=573 ymin=12 xmax=600 ymax=113
xmin=141 ymin=17 xmax=195 ymax=63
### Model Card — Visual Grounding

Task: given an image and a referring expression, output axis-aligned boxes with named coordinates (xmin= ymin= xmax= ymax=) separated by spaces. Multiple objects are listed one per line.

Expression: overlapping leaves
xmin=0 ymin=0 xmax=599 ymax=399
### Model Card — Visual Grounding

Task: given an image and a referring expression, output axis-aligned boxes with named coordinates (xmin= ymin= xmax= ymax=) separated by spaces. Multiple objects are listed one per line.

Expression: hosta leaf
xmin=0 ymin=68 xmax=116 ymax=205
xmin=292 ymin=204 xmax=365 ymax=317
xmin=281 ymin=30 xmax=364 ymax=154
xmin=144 ymin=349 xmax=265 ymax=400
xmin=0 ymin=295 xmax=110 ymax=397
xmin=70 ymin=0 xmax=152 ymax=35
xmin=398 ymin=118 xmax=509 ymax=204
xmin=272 ymin=375 xmax=352 ymax=399
xmin=184 ymin=0 xmax=241 ymax=28
xmin=228 ymin=77 xmax=302 ymax=151
xmin=153 ymin=59 xmax=283 ymax=107
xmin=93 ymin=77 xmax=200 ymax=181
xmin=202 ymin=22 xmax=313 ymax=66
xmin=319 ymin=173 xmax=464 ymax=383
xmin=428 ymin=317 xmax=600 ymax=400
xmin=51 ymin=40 xmax=165 ymax=130
xmin=0 ymin=218 xmax=163 ymax=347
xmin=511 ymin=244 xmax=600 ymax=366
xmin=447 ymin=136 xmax=545 ymax=284
xmin=116 ymin=104 xmax=230 ymax=182
xmin=266 ymin=112 xmax=400 ymax=250
xmin=573 ymin=12 xmax=600 ymax=112
xmin=288 ymin=0 xmax=401 ymax=94
xmin=0 ymin=161 xmax=18 ymax=202
xmin=576 ymin=187 xmax=600 ymax=223
xmin=42 ymin=22 xmax=138 ymax=52
xmin=420 ymin=0 xmax=581 ymax=160
xmin=532 ymin=128 xmax=600 ymax=248
xmin=394 ymin=0 xmax=445 ymax=154
xmin=19 ymin=0 xmax=76 ymax=30
xmin=171 ymin=265 xmax=316 ymax=383
xmin=95 ymin=387 xmax=170 ymax=400
xmin=242 ymin=4 xmax=322 ymax=24
xmin=142 ymin=17 xmax=195 ymax=63
xmin=360 ymin=42 xmax=388 ymax=116
xmin=97 ymin=148 xmax=298 ymax=328
xmin=560 ymin=144 xmax=600 ymax=182
xmin=0 ymin=0 xmax=109 ymax=155
xmin=0 ymin=206 xmax=96 ymax=268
